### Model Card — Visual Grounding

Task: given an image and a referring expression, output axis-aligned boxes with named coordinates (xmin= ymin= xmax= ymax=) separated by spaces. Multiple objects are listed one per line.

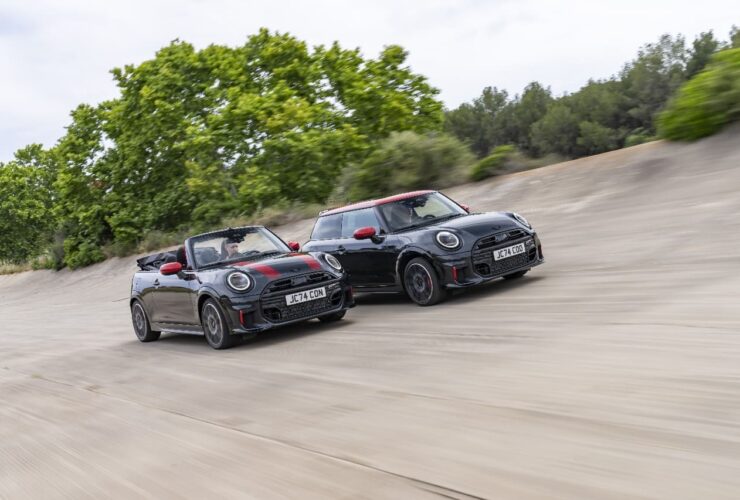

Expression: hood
xmin=428 ymin=212 xmax=523 ymax=238
xmin=229 ymin=252 xmax=325 ymax=279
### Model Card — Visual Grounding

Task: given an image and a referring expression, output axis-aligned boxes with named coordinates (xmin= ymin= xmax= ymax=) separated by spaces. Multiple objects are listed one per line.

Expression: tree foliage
xmin=1 ymin=29 xmax=442 ymax=267
xmin=3 ymin=27 xmax=738 ymax=268
xmin=658 ymin=48 xmax=740 ymax=140
xmin=447 ymin=29 xmax=739 ymax=161
xmin=346 ymin=132 xmax=473 ymax=201
xmin=469 ymin=145 xmax=516 ymax=182
xmin=0 ymin=146 xmax=56 ymax=264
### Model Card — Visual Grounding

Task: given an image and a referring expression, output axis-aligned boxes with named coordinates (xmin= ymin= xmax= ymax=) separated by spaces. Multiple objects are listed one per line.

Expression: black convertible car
xmin=130 ymin=226 xmax=354 ymax=349
xmin=303 ymin=190 xmax=544 ymax=306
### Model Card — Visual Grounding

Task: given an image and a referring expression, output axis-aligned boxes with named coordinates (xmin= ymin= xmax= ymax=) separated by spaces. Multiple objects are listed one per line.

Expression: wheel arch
xmin=196 ymin=289 xmax=222 ymax=320
xmin=396 ymin=247 xmax=439 ymax=289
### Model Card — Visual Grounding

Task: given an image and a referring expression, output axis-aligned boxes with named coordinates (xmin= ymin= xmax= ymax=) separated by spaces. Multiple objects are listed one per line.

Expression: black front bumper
xmin=435 ymin=232 xmax=544 ymax=289
xmin=222 ymin=279 xmax=355 ymax=335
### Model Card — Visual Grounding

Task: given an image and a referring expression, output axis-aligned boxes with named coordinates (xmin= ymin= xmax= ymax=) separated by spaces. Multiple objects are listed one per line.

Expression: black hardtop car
xmin=130 ymin=225 xmax=354 ymax=349
xmin=303 ymin=190 xmax=544 ymax=305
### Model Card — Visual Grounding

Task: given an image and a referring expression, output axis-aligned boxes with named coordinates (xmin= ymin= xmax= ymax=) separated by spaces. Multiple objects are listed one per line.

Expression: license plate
xmin=493 ymin=242 xmax=526 ymax=261
xmin=286 ymin=287 xmax=326 ymax=306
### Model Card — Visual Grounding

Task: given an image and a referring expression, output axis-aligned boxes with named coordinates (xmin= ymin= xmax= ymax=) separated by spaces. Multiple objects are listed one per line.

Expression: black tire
xmin=318 ymin=310 xmax=346 ymax=323
xmin=201 ymin=298 xmax=237 ymax=350
xmin=403 ymin=257 xmax=446 ymax=306
xmin=131 ymin=300 xmax=160 ymax=343
xmin=503 ymin=269 xmax=529 ymax=280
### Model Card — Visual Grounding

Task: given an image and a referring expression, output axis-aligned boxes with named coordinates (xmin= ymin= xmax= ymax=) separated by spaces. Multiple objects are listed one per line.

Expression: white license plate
xmin=493 ymin=242 xmax=526 ymax=261
xmin=286 ymin=287 xmax=326 ymax=306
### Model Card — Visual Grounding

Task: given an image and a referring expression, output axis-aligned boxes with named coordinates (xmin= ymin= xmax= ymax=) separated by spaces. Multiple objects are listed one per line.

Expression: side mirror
xmin=460 ymin=204 xmax=470 ymax=213
xmin=287 ymin=241 xmax=300 ymax=251
xmin=160 ymin=262 xmax=183 ymax=276
xmin=353 ymin=226 xmax=377 ymax=240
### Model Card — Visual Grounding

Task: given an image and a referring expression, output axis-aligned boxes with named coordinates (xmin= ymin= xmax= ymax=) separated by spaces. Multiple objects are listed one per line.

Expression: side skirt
xmin=151 ymin=323 xmax=204 ymax=335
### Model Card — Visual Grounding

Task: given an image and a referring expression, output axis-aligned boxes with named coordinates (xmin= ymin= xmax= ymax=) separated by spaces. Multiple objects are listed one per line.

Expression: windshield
xmin=189 ymin=227 xmax=289 ymax=268
xmin=378 ymin=192 xmax=466 ymax=232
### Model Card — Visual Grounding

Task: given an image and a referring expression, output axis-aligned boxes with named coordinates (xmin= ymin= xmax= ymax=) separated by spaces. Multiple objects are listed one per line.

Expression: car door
xmin=151 ymin=269 xmax=199 ymax=327
xmin=337 ymin=208 xmax=399 ymax=287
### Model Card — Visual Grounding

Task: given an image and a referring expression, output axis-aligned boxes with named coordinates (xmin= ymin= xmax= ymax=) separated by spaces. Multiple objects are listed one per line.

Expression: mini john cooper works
xmin=131 ymin=226 xmax=354 ymax=349
xmin=303 ymin=190 xmax=544 ymax=306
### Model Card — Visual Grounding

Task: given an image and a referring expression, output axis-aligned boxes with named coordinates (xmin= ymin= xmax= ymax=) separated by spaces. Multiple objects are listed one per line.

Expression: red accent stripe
xmin=295 ymin=255 xmax=321 ymax=270
xmin=452 ymin=266 xmax=458 ymax=283
xmin=245 ymin=263 xmax=281 ymax=278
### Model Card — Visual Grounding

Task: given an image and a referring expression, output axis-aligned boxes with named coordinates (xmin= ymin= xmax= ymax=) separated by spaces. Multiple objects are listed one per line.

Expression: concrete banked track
xmin=2 ymin=129 xmax=740 ymax=499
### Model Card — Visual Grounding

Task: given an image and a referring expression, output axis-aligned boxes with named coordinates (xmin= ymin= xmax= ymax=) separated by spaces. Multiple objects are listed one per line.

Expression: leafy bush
xmin=346 ymin=132 xmax=474 ymax=201
xmin=63 ymin=238 xmax=106 ymax=269
xmin=624 ymin=129 xmax=656 ymax=147
xmin=658 ymin=48 xmax=740 ymax=140
xmin=577 ymin=121 xmax=620 ymax=155
xmin=470 ymin=145 xmax=515 ymax=181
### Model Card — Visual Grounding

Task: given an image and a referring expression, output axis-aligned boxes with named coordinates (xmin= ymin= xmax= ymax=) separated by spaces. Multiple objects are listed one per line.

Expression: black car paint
xmin=303 ymin=194 xmax=544 ymax=293
xmin=131 ymin=227 xmax=355 ymax=339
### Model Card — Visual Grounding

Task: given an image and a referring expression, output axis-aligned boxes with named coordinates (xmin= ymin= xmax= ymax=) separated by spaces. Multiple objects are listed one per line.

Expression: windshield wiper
xmin=254 ymin=250 xmax=282 ymax=259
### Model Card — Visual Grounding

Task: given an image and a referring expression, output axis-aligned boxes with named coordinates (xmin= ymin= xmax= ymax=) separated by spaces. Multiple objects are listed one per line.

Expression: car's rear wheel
xmin=131 ymin=300 xmax=160 ymax=342
xmin=503 ymin=269 xmax=529 ymax=280
xmin=201 ymin=299 xmax=237 ymax=350
xmin=318 ymin=310 xmax=346 ymax=323
xmin=403 ymin=257 xmax=446 ymax=306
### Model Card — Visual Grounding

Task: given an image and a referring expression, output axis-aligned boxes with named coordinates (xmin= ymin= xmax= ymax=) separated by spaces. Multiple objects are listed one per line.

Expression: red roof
xmin=321 ymin=190 xmax=436 ymax=216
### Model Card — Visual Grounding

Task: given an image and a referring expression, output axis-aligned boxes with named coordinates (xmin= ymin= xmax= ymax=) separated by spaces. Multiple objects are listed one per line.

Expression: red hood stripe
xmin=295 ymin=254 xmax=322 ymax=270
xmin=244 ymin=263 xmax=281 ymax=278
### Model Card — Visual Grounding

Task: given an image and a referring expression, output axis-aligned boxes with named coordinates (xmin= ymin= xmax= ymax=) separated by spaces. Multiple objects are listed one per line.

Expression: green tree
xmin=658 ymin=48 xmax=740 ymax=140
xmin=730 ymin=25 xmax=740 ymax=49
xmin=47 ymin=29 xmax=442 ymax=266
xmin=444 ymin=86 xmax=509 ymax=157
xmin=347 ymin=132 xmax=473 ymax=201
xmin=531 ymin=103 xmax=580 ymax=156
xmin=621 ymin=34 xmax=688 ymax=132
xmin=686 ymin=31 xmax=720 ymax=78
xmin=577 ymin=121 xmax=620 ymax=155
xmin=506 ymin=82 xmax=553 ymax=154
xmin=0 ymin=146 xmax=56 ymax=264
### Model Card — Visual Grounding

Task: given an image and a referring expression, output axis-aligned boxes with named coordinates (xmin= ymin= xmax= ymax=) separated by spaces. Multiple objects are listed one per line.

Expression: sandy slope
xmin=2 ymin=128 xmax=740 ymax=499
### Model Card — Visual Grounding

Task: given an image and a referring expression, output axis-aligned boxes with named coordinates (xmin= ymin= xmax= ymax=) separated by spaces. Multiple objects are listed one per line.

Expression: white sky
xmin=0 ymin=0 xmax=737 ymax=161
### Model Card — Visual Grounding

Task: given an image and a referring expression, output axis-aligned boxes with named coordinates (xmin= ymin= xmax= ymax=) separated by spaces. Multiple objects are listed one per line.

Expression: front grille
xmin=472 ymin=231 xmax=537 ymax=277
xmin=264 ymin=271 xmax=334 ymax=294
xmin=475 ymin=229 xmax=527 ymax=250
xmin=261 ymin=278 xmax=343 ymax=323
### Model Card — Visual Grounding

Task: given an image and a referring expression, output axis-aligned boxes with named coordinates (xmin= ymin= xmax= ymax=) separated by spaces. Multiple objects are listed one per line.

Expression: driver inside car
xmin=221 ymin=238 xmax=240 ymax=259
xmin=386 ymin=202 xmax=417 ymax=228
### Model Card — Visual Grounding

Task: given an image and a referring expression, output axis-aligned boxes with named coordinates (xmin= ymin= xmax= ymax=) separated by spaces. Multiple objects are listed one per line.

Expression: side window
xmin=311 ymin=214 xmax=342 ymax=240
xmin=341 ymin=208 xmax=380 ymax=238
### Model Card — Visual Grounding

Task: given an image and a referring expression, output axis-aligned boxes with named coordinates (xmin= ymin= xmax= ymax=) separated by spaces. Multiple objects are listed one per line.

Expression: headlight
xmin=227 ymin=272 xmax=252 ymax=292
xmin=324 ymin=253 xmax=342 ymax=271
xmin=436 ymin=231 xmax=461 ymax=249
xmin=512 ymin=212 xmax=531 ymax=228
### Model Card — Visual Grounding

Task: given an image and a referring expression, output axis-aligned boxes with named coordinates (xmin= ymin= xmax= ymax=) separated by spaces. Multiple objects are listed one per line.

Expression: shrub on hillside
xmin=658 ymin=48 xmax=740 ymax=140
xmin=346 ymin=132 xmax=474 ymax=201
xmin=470 ymin=145 xmax=515 ymax=181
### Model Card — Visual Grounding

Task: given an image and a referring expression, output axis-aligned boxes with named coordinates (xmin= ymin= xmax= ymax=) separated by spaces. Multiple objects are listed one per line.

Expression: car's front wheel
xmin=131 ymin=300 xmax=160 ymax=343
xmin=201 ymin=298 xmax=237 ymax=350
xmin=318 ymin=310 xmax=346 ymax=323
xmin=403 ymin=257 xmax=446 ymax=306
